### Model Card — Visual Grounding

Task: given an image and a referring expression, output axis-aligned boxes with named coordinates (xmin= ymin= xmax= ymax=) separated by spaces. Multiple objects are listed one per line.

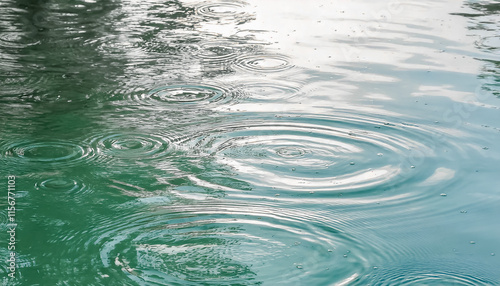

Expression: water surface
xmin=1 ymin=0 xmax=499 ymax=285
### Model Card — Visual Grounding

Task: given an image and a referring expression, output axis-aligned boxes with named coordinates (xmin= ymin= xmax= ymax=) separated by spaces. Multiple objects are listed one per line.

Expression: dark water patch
xmin=456 ymin=1 xmax=500 ymax=98
xmin=35 ymin=177 xmax=88 ymax=195
xmin=133 ymin=30 xmax=201 ymax=55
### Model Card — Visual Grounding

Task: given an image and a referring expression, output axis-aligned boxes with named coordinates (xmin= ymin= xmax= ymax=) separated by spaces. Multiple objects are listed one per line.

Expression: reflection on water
xmin=1 ymin=0 xmax=499 ymax=285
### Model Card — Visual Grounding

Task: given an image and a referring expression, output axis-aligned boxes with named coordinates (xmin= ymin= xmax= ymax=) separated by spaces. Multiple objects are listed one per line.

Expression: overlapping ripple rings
xmin=127 ymin=82 xmax=245 ymax=108
xmin=94 ymin=201 xmax=373 ymax=285
xmin=179 ymin=113 xmax=436 ymax=196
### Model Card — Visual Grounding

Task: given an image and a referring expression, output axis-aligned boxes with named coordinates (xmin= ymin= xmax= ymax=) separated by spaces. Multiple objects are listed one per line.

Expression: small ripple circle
xmin=234 ymin=54 xmax=294 ymax=73
xmin=91 ymin=133 xmax=171 ymax=160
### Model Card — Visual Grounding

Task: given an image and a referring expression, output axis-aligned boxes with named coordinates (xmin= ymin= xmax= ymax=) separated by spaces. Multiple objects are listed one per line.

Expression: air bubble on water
xmin=491 ymin=253 xmax=495 ymax=256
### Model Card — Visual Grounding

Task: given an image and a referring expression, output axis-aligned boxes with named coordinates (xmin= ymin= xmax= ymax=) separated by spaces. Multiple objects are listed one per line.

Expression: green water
xmin=1 ymin=0 xmax=499 ymax=285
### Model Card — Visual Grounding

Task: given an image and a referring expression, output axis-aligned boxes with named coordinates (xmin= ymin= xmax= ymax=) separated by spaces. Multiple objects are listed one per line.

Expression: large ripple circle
xmin=131 ymin=83 xmax=245 ymax=107
xmin=179 ymin=116 xmax=435 ymax=195
xmin=95 ymin=202 xmax=373 ymax=285
xmin=1 ymin=140 xmax=94 ymax=167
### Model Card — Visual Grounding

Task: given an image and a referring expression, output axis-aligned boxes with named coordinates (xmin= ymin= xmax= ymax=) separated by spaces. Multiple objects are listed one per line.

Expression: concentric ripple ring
xmin=234 ymin=54 xmax=294 ymax=73
xmin=1 ymin=140 xmax=94 ymax=167
xmin=91 ymin=133 xmax=171 ymax=160
xmin=93 ymin=202 xmax=374 ymax=285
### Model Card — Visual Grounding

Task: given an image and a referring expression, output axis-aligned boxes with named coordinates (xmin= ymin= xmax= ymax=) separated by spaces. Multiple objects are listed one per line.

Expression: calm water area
xmin=0 ymin=0 xmax=499 ymax=285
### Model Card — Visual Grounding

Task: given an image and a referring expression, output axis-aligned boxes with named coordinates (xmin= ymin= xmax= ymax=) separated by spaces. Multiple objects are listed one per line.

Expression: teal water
xmin=1 ymin=0 xmax=499 ymax=285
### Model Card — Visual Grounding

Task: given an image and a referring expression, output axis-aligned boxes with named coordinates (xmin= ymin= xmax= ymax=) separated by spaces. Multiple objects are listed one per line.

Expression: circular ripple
xmin=91 ymin=133 xmax=171 ymax=160
xmin=195 ymin=1 xmax=251 ymax=23
xmin=151 ymin=85 xmax=222 ymax=103
xmin=35 ymin=178 xmax=87 ymax=194
xmin=1 ymin=140 xmax=94 ymax=167
xmin=276 ymin=146 xmax=307 ymax=158
xmin=234 ymin=54 xmax=294 ymax=73
xmin=131 ymin=82 xmax=245 ymax=107
xmin=177 ymin=113 xmax=444 ymax=198
xmin=94 ymin=202 xmax=373 ymax=285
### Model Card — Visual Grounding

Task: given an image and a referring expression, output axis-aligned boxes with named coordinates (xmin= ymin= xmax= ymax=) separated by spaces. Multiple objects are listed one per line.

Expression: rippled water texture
xmin=1 ymin=0 xmax=499 ymax=285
